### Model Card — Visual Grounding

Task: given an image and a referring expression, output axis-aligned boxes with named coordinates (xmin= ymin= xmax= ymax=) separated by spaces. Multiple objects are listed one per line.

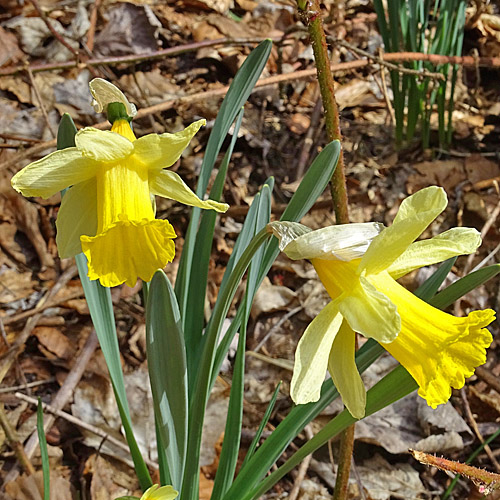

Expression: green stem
xmin=297 ymin=1 xmax=352 ymax=497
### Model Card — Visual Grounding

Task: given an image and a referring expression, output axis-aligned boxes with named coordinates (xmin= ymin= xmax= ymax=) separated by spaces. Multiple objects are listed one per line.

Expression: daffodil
xmin=268 ymin=186 xmax=495 ymax=419
xmin=115 ymin=484 xmax=178 ymax=500
xmin=140 ymin=484 xmax=178 ymax=500
xmin=11 ymin=79 xmax=228 ymax=288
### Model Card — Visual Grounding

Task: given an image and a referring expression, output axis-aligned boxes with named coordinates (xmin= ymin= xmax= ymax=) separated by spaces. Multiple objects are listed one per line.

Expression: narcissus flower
xmin=140 ymin=484 xmax=178 ymax=500
xmin=11 ymin=80 xmax=228 ymax=288
xmin=269 ymin=186 xmax=495 ymax=419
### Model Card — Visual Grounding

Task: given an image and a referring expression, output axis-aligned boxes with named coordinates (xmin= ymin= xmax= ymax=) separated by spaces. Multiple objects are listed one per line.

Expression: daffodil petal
xmin=268 ymin=221 xmax=383 ymax=261
xmin=359 ymin=186 xmax=448 ymax=275
xmin=89 ymin=78 xmax=137 ymax=117
xmin=328 ymin=320 xmax=366 ymax=419
xmin=291 ymin=302 xmax=343 ymax=404
xmin=56 ymin=179 xmax=97 ymax=258
xmin=140 ymin=484 xmax=178 ymax=500
xmin=75 ymin=127 xmax=134 ymax=162
xmin=372 ymin=271 xmax=495 ymax=408
xmin=133 ymin=120 xmax=206 ymax=170
xmin=150 ymin=170 xmax=228 ymax=212
xmin=81 ymin=217 xmax=176 ymax=287
xmin=11 ymin=148 xmax=99 ymax=198
xmin=337 ymin=275 xmax=401 ymax=343
xmin=388 ymin=227 xmax=482 ymax=279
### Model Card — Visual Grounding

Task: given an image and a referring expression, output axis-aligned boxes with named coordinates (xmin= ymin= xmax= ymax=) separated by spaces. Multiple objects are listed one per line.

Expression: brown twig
xmin=0 ymin=37 xmax=283 ymax=76
xmin=460 ymin=388 xmax=500 ymax=473
xmin=27 ymin=0 xmax=80 ymax=59
xmin=0 ymin=403 xmax=36 ymax=476
xmin=14 ymin=391 xmax=158 ymax=469
xmin=26 ymin=66 xmax=56 ymax=138
xmin=3 ymin=34 xmax=500 ymax=77
xmin=299 ymin=0 xmax=348 ymax=224
xmin=289 ymin=426 xmax=314 ymax=500
xmin=411 ymin=449 xmax=500 ymax=495
xmin=2 ymin=288 xmax=84 ymax=326
xmin=334 ymin=39 xmax=446 ymax=81
xmin=86 ymin=0 xmax=101 ymax=53
xmin=24 ymin=330 xmax=99 ymax=459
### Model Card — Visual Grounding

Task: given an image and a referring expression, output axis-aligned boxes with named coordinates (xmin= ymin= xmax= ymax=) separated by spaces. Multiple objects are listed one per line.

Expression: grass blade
xmin=415 ymin=257 xmax=457 ymax=299
xmin=37 ymin=400 xmax=50 ymax=500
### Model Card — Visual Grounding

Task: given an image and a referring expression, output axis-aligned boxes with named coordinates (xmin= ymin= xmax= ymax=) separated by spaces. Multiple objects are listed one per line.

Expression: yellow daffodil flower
xmin=11 ymin=80 xmax=228 ymax=288
xmin=268 ymin=186 xmax=495 ymax=419
xmin=140 ymin=484 xmax=178 ymax=500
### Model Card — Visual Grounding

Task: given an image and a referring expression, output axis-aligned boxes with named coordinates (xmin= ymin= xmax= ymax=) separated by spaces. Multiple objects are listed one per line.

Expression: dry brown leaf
xmin=33 ymin=326 xmax=74 ymax=360
xmin=407 ymin=159 xmax=466 ymax=192
xmin=0 ymin=268 xmax=37 ymax=305
xmin=86 ymin=455 xmax=139 ymax=500
xmin=0 ymin=26 xmax=25 ymax=68
xmin=465 ymin=154 xmax=500 ymax=185
xmin=4 ymin=471 xmax=73 ymax=500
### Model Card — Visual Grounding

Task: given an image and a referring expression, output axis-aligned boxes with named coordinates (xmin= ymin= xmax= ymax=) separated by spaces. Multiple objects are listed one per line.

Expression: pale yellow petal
xmin=337 ymin=275 xmax=401 ymax=343
xmin=268 ymin=222 xmax=383 ymax=261
xmin=328 ymin=320 xmax=366 ymax=419
xmin=133 ymin=120 xmax=205 ymax=170
xmin=388 ymin=227 xmax=482 ymax=279
xmin=359 ymin=186 xmax=448 ymax=275
xmin=141 ymin=484 xmax=178 ymax=500
xmin=372 ymin=270 xmax=495 ymax=408
xmin=267 ymin=221 xmax=312 ymax=251
xmin=89 ymin=78 xmax=137 ymax=117
xmin=150 ymin=170 xmax=228 ymax=212
xmin=81 ymin=217 xmax=176 ymax=287
xmin=56 ymin=179 xmax=97 ymax=258
xmin=291 ymin=302 xmax=343 ymax=404
xmin=11 ymin=148 xmax=98 ymax=198
xmin=75 ymin=127 xmax=134 ymax=162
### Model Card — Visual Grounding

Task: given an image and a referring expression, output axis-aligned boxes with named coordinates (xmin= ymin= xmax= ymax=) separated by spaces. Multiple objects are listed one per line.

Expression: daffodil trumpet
xmin=11 ymin=79 xmax=228 ymax=288
xmin=268 ymin=186 xmax=495 ymax=419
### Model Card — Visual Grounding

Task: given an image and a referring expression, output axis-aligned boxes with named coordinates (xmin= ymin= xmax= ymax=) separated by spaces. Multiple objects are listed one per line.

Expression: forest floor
xmin=1 ymin=0 xmax=500 ymax=499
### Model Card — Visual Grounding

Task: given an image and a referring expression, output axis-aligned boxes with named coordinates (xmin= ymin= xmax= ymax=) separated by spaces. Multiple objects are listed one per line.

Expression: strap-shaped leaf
xmin=146 ymin=270 xmax=188 ymax=491
xmin=175 ymin=40 xmax=272 ymax=320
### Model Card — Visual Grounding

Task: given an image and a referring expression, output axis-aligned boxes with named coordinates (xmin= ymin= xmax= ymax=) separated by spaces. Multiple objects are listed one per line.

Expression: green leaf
xmin=429 ymin=264 xmax=500 ymax=310
xmin=223 ymin=339 xmax=384 ymax=499
xmin=37 ymin=399 xmax=50 ymax=500
xmin=241 ymin=381 xmax=281 ymax=468
xmin=210 ymin=319 xmax=247 ymax=499
xmin=175 ymin=39 xmax=272 ymax=322
xmin=211 ymin=178 xmax=272 ymax=499
xmin=56 ymin=113 xmax=77 ymax=149
xmin=75 ymin=255 xmax=152 ymax=491
xmin=244 ymin=365 xmax=417 ymax=500
xmin=184 ymin=108 xmax=244 ymax=384
xmin=56 ymin=117 xmax=151 ymax=492
xmin=181 ymin=228 xmax=272 ymax=500
xmin=415 ymin=256 xmax=457 ymax=300
xmin=146 ymin=270 xmax=188 ymax=491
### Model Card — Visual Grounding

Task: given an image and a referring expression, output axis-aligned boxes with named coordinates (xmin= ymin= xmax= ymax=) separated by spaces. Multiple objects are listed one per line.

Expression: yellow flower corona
xmin=11 ymin=81 xmax=228 ymax=288
xmin=268 ymin=186 xmax=495 ymax=418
